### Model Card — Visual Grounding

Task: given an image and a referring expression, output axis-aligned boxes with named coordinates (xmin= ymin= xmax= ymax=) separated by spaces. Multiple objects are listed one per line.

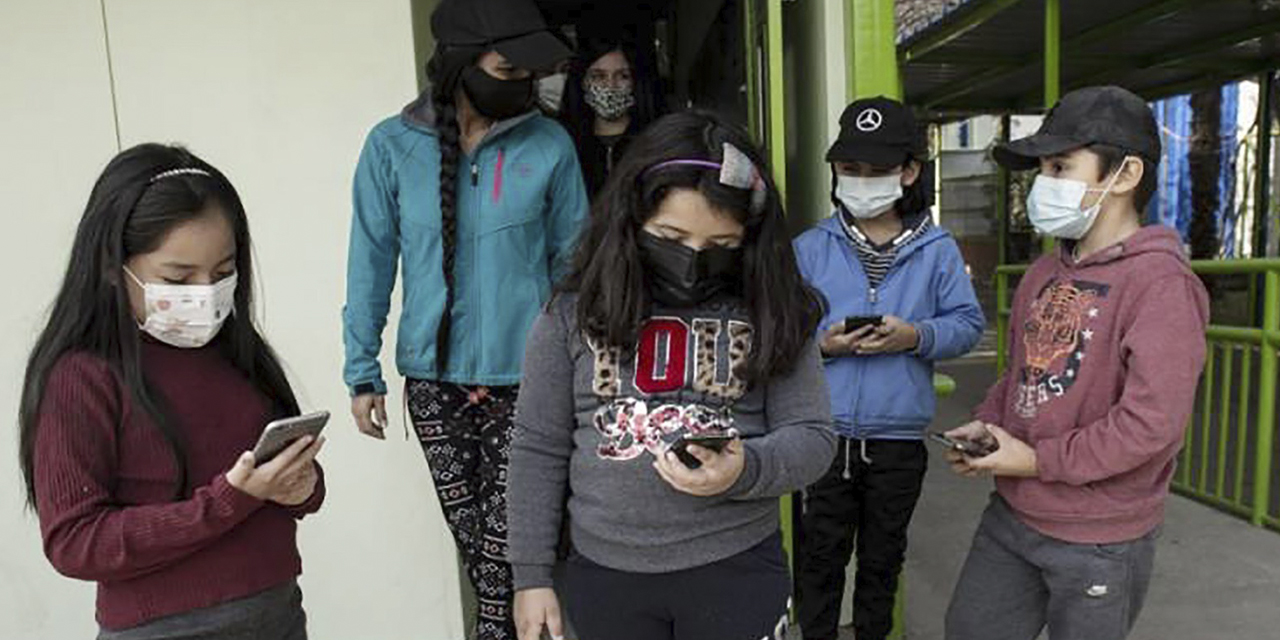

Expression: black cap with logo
xmin=431 ymin=0 xmax=572 ymax=72
xmin=827 ymin=96 xmax=927 ymax=167
xmin=994 ymin=85 xmax=1162 ymax=170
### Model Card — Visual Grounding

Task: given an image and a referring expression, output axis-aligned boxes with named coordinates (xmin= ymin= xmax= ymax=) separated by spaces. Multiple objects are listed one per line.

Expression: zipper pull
xmin=869 ymin=288 xmax=878 ymax=303
xmin=470 ymin=163 xmax=479 ymax=186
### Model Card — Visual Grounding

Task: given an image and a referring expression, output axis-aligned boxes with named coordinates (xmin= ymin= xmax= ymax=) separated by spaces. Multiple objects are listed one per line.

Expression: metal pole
xmin=999 ymin=113 xmax=1012 ymax=266
xmin=1255 ymin=71 xmax=1274 ymax=258
xmin=848 ymin=0 xmax=901 ymax=99
xmin=1041 ymin=0 xmax=1060 ymax=256
xmin=1253 ymin=268 xmax=1278 ymax=526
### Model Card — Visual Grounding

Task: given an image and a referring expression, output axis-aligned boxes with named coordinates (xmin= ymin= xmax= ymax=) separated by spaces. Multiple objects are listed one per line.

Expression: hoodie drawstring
xmin=860 ymin=439 xmax=872 ymax=465
xmin=842 ymin=439 xmax=853 ymax=480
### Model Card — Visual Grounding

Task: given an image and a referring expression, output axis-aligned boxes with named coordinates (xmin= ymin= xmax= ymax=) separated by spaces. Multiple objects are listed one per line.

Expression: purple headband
xmin=643 ymin=143 xmax=767 ymax=215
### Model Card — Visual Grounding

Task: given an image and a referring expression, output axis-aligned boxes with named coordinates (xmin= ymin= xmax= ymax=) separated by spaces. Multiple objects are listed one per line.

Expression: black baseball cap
xmin=826 ymin=97 xmax=927 ymax=167
xmin=994 ymin=85 xmax=1162 ymax=170
xmin=431 ymin=0 xmax=572 ymax=72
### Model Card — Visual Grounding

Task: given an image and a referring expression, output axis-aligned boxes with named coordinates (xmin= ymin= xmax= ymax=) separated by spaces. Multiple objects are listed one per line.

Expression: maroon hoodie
xmin=975 ymin=226 xmax=1209 ymax=544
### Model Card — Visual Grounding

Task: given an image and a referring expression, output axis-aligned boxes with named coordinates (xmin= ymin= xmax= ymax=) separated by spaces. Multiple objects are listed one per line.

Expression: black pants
xmin=563 ymin=534 xmax=792 ymax=640
xmin=407 ymin=380 xmax=518 ymax=640
xmin=795 ymin=438 xmax=928 ymax=640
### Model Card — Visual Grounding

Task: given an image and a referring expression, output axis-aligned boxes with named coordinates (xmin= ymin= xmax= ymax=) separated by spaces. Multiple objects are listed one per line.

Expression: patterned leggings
xmin=407 ymin=379 xmax=518 ymax=640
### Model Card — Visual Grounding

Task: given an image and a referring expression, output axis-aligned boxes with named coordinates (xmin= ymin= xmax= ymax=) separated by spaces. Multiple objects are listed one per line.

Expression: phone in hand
xmin=929 ymin=431 xmax=998 ymax=457
xmin=844 ymin=315 xmax=884 ymax=333
xmin=670 ymin=432 xmax=737 ymax=469
xmin=253 ymin=411 xmax=330 ymax=464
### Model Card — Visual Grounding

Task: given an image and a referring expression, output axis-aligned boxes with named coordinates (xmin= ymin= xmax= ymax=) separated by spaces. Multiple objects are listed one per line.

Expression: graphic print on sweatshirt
xmin=1014 ymin=278 xmax=1110 ymax=418
xmin=588 ymin=314 xmax=754 ymax=461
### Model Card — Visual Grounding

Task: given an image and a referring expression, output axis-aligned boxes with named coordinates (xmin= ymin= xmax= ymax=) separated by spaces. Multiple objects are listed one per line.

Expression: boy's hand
xmin=856 ymin=316 xmax=919 ymax=354
xmin=820 ymin=322 xmax=877 ymax=358
xmin=944 ymin=421 xmax=997 ymax=476
xmin=959 ymin=425 xmax=1038 ymax=478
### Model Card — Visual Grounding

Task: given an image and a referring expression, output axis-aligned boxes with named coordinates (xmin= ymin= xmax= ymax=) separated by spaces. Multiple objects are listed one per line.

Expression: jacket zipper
xmin=470 ymin=162 xmax=479 ymax=186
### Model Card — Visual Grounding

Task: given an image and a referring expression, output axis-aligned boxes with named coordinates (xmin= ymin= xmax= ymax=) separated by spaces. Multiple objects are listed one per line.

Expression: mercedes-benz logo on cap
xmin=856 ymin=108 xmax=883 ymax=132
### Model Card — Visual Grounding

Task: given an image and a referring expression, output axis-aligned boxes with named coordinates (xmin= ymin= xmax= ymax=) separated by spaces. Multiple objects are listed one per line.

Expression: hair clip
xmin=149 ymin=167 xmax=212 ymax=183
xmin=643 ymin=143 xmax=767 ymax=215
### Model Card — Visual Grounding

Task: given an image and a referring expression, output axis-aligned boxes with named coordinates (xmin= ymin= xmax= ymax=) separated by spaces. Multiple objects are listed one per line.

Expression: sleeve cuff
xmin=512 ymin=563 xmax=556 ymax=591
xmin=212 ymin=473 xmax=265 ymax=520
xmin=284 ymin=464 xmax=326 ymax=519
xmin=350 ymin=379 xmax=387 ymax=396
xmin=913 ymin=322 xmax=935 ymax=358
xmin=1033 ymin=438 xmax=1065 ymax=483
xmin=724 ymin=444 xmax=762 ymax=500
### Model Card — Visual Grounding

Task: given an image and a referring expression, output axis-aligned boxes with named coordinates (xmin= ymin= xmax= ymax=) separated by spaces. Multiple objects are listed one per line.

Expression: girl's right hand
xmin=352 ymin=393 xmax=387 ymax=440
xmin=225 ymin=435 xmax=325 ymax=502
xmin=515 ymin=588 xmax=564 ymax=640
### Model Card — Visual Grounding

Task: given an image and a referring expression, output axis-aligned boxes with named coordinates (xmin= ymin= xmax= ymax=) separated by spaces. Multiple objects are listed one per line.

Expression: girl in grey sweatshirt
xmin=508 ymin=111 xmax=837 ymax=640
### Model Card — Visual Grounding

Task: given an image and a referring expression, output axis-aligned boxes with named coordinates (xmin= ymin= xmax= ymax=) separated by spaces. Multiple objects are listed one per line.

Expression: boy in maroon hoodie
xmin=942 ymin=86 xmax=1209 ymax=640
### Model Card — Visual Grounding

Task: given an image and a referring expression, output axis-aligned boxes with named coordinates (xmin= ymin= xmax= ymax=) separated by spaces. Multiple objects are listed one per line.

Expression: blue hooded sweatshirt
xmin=793 ymin=214 xmax=985 ymax=439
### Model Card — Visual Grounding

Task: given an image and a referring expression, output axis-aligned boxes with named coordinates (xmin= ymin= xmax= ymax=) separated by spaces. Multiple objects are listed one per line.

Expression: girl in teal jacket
xmin=341 ymin=1 xmax=586 ymax=638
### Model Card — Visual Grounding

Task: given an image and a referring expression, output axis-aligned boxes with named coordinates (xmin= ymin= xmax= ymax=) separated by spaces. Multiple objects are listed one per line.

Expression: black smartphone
xmin=929 ymin=431 xmax=997 ymax=457
xmin=670 ymin=433 xmax=737 ymax=469
xmin=844 ymin=315 xmax=884 ymax=333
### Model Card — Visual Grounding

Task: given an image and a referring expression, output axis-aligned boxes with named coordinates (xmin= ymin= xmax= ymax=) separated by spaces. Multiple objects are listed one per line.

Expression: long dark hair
xmin=425 ymin=43 xmax=481 ymax=374
xmin=559 ymin=36 xmax=665 ymax=148
xmin=561 ymin=110 xmax=823 ymax=381
xmin=18 ymin=143 xmax=300 ymax=509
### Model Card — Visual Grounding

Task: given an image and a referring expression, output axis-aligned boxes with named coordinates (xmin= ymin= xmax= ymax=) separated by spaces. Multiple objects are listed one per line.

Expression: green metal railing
xmin=995 ymin=259 xmax=1280 ymax=530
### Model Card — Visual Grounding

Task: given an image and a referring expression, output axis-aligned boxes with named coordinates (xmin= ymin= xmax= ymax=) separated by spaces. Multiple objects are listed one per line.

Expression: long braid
xmin=434 ymin=89 xmax=462 ymax=376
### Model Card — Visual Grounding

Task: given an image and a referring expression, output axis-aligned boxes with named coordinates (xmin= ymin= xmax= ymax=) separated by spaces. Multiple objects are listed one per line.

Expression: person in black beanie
xmin=342 ymin=1 xmax=588 ymax=638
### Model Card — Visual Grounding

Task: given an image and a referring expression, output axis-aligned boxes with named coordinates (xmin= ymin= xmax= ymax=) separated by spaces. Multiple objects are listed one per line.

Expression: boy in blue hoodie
xmin=793 ymin=97 xmax=985 ymax=640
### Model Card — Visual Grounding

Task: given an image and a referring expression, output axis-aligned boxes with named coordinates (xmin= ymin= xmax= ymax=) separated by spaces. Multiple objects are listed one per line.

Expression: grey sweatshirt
xmin=507 ymin=295 xmax=836 ymax=590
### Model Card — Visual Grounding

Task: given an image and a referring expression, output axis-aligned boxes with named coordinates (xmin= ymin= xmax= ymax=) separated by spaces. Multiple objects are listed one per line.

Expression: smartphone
xmin=844 ymin=315 xmax=884 ymax=333
xmin=929 ymin=431 xmax=997 ymax=457
xmin=253 ymin=411 xmax=330 ymax=464
xmin=670 ymin=432 xmax=737 ymax=469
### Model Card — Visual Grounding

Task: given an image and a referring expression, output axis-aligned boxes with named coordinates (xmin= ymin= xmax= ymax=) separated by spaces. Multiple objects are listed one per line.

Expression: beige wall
xmin=0 ymin=1 xmax=465 ymax=637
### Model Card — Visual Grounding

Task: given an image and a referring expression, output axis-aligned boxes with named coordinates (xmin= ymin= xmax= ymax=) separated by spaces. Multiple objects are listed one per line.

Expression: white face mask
xmin=835 ymin=174 xmax=903 ymax=219
xmin=536 ymin=72 xmax=567 ymax=113
xmin=125 ymin=267 xmax=237 ymax=348
xmin=1027 ymin=158 xmax=1129 ymax=240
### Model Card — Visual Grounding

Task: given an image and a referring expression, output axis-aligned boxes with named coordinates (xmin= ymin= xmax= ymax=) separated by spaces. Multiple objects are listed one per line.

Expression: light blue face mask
xmin=1026 ymin=157 xmax=1131 ymax=240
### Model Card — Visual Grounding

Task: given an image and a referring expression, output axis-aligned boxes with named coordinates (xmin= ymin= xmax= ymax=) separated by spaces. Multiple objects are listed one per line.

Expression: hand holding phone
xmin=843 ymin=315 xmax=884 ymax=333
xmin=253 ymin=411 xmax=330 ymax=464
xmin=669 ymin=432 xmax=737 ymax=469
xmin=929 ymin=431 xmax=998 ymax=457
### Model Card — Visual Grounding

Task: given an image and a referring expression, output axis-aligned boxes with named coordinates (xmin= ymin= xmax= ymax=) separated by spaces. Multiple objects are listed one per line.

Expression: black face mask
xmin=638 ymin=232 xmax=744 ymax=308
xmin=461 ymin=65 xmax=534 ymax=121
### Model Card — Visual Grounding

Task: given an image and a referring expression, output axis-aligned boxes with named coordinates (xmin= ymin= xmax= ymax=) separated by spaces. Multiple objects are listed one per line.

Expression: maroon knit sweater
xmin=33 ymin=340 xmax=324 ymax=630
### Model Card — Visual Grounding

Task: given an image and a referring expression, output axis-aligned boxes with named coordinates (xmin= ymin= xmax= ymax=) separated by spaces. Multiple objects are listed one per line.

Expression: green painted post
xmin=766 ymin=0 xmax=786 ymax=198
xmin=1041 ymin=0 xmax=1060 ymax=256
xmin=1199 ymin=347 xmax=1216 ymax=493
xmin=1235 ymin=347 xmax=1252 ymax=507
xmin=997 ymin=270 xmax=1010 ymax=373
xmin=847 ymin=0 xmax=901 ymax=99
xmin=998 ymin=114 xmax=1012 ymax=267
xmin=1217 ymin=346 xmax=1234 ymax=497
xmin=1252 ymin=269 xmax=1278 ymax=525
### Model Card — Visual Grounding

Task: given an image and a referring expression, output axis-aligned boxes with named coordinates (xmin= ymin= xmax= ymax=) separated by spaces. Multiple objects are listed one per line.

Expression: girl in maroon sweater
xmin=18 ymin=144 xmax=326 ymax=639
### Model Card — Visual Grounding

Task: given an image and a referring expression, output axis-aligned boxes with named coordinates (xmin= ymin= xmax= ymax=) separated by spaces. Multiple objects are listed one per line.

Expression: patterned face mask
xmin=583 ymin=80 xmax=636 ymax=122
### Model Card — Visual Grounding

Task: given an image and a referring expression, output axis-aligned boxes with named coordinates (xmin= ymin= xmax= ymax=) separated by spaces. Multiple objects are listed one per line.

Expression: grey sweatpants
xmin=945 ymin=495 xmax=1157 ymax=640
